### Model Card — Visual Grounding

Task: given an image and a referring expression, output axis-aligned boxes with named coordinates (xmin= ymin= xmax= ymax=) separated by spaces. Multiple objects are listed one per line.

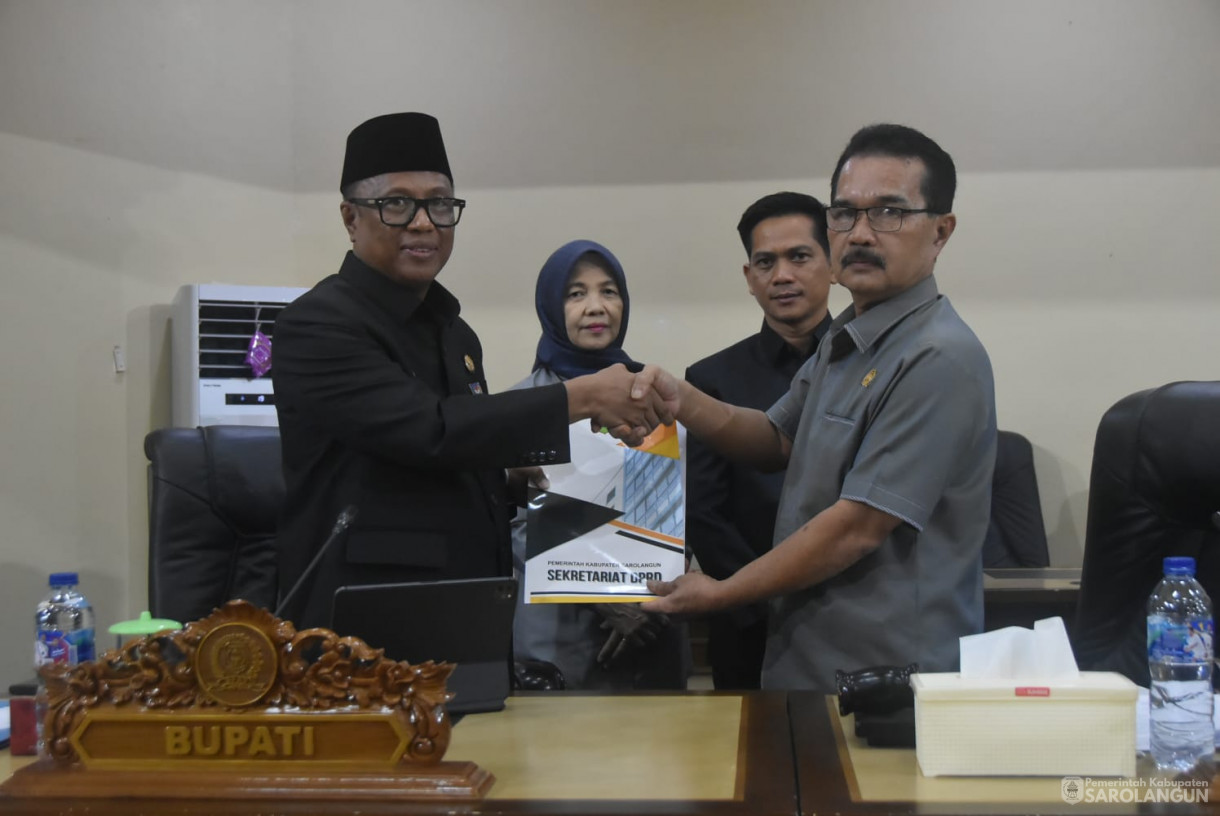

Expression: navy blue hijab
xmin=532 ymin=239 xmax=635 ymax=379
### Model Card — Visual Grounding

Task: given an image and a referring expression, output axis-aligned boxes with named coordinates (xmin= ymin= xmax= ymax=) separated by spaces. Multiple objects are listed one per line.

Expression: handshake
xmin=509 ymin=363 xmax=683 ymax=505
xmin=567 ymin=363 xmax=682 ymax=448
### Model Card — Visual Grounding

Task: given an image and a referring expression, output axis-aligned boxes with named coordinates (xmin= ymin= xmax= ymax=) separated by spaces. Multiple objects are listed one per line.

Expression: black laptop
xmin=331 ymin=577 xmax=517 ymax=715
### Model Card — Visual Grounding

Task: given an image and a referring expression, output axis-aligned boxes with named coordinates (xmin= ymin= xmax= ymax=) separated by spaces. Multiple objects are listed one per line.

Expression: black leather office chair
xmin=983 ymin=430 xmax=1050 ymax=568
xmin=1073 ymin=381 xmax=1220 ymax=686
xmin=145 ymin=425 xmax=282 ymax=623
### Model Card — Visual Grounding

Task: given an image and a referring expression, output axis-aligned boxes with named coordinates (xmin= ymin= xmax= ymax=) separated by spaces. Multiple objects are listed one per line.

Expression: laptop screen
xmin=331 ymin=577 xmax=518 ymax=714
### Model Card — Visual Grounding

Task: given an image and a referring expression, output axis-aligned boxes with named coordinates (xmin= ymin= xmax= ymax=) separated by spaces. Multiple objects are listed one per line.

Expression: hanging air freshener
xmin=245 ymin=329 xmax=273 ymax=378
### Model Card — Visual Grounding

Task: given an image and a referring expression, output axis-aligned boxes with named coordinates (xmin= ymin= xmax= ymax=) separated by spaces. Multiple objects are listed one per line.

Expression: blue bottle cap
xmin=48 ymin=572 xmax=79 ymax=586
xmin=1163 ymin=556 xmax=1196 ymax=576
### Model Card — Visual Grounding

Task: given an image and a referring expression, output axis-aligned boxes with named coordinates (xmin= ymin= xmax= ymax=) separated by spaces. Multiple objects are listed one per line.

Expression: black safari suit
xmin=272 ymin=252 xmax=570 ymax=628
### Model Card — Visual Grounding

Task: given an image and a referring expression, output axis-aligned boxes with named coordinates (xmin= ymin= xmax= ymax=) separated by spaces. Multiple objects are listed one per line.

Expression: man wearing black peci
xmin=272 ymin=113 xmax=668 ymax=629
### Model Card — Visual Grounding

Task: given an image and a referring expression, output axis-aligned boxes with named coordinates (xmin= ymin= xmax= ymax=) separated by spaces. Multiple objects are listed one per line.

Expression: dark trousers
xmin=631 ymin=621 xmax=692 ymax=690
xmin=707 ymin=613 xmax=767 ymax=690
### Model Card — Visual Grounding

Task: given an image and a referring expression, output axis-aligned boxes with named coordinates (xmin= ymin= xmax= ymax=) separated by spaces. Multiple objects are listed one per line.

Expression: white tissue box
xmin=911 ymin=671 xmax=1139 ymax=777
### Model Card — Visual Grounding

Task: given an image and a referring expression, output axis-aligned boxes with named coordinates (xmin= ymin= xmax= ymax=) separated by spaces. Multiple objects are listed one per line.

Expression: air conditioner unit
xmin=171 ymin=283 xmax=308 ymax=427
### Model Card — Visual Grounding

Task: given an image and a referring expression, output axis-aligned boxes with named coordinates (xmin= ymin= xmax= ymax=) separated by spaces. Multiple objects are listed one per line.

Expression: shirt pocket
xmin=820 ymin=411 xmax=857 ymax=428
xmin=795 ymin=407 xmax=863 ymax=481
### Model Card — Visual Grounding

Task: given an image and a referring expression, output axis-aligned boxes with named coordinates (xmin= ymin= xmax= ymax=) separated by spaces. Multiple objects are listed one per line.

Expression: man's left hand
xmin=643 ymin=572 xmax=725 ymax=616
xmin=506 ymin=466 xmax=550 ymax=505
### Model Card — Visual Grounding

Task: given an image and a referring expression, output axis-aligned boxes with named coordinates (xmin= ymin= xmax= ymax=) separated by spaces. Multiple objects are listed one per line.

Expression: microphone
xmin=274 ymin=505 xmax=359 ymax=620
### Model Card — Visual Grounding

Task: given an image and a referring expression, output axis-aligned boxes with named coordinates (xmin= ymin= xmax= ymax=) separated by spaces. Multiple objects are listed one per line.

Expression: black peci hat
xmin=340 ymin=112 xmax=452 ymax=190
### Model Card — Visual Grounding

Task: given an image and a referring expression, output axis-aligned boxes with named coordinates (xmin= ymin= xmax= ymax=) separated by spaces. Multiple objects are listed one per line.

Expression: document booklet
xmin=523 ymin=421 xmax=686 ymax=603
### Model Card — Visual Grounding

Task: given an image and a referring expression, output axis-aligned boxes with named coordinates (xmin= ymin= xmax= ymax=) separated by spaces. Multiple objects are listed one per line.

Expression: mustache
xmin=840 ymin=249 xmax=885 ymax=269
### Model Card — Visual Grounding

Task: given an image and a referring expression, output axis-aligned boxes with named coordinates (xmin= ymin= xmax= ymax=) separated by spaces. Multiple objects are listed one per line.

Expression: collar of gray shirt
xmin=827 ymin=274 xmax=941 ymax=360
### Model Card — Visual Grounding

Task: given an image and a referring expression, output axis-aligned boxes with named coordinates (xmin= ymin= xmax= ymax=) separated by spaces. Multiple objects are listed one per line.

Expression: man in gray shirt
xmin=643 ymin=124 xmax=996 ymax=692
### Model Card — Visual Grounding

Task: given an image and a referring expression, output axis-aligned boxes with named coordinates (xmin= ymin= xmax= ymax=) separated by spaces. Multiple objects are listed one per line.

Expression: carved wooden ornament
xmin=1 ymin=600 xmax=493 ymax=801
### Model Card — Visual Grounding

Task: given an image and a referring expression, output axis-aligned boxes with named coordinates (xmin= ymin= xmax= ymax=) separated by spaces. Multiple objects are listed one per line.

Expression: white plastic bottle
xmin=1148 ymin=556 xmax=1215 ymax=771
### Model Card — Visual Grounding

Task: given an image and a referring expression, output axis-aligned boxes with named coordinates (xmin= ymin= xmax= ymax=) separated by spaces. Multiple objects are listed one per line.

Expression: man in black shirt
xmin=684 ymin=192 xmax=834 ymax=688
xmin=272 ymin=113 xmax=670 ymax=628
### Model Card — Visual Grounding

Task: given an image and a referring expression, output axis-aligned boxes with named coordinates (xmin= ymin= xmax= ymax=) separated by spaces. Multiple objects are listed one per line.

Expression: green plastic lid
xmin=108 ymin=610 xmax=182 ymax=637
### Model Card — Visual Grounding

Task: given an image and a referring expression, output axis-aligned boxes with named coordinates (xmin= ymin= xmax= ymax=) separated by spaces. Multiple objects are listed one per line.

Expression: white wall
xmin=0 ymin=0 xmax=1218 ymax=690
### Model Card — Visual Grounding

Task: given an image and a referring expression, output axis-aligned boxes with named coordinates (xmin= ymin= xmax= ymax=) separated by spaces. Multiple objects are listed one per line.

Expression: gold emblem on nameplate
xmin=861 ymin=369 xmax=877 ymax=387
xmin=195 ymin=622 xmax=277 ymax=706
xmin=464 ymin=354 xmax=475 ymax=372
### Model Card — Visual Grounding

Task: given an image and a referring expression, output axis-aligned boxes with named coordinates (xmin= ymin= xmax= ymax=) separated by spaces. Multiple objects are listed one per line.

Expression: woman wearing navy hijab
xmin=511 ymin=240 xmax=688 ymax=690
xmin=528 ymin=239 xmax=634 ymax=381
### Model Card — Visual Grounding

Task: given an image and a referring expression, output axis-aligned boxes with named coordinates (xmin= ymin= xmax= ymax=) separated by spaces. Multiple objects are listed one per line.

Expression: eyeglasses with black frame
xmin=825 ymin=206 xmax=938 ymax=233
xmin=345 ymin=196 xmax=466 ymax=227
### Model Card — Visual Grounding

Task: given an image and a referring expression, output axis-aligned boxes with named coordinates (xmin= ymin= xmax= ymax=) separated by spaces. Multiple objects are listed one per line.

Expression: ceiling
xmin=1 ymin=0 xmax=1218 ymax=192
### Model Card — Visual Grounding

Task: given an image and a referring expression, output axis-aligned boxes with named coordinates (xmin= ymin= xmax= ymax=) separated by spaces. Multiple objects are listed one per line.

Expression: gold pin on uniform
xmin=861 ymin=369 xmax=877 ymax=387
xmin=464 ymin=354 xmax=475 ymax=372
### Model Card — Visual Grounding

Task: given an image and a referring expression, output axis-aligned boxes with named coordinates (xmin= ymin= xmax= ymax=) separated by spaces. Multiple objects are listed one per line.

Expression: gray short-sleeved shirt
xmin=762 ymin=275 xmax=996 ymax=692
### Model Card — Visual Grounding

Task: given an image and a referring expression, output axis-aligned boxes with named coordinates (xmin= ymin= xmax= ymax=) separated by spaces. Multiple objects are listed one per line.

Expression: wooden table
xmin=788 ymin=691 xmax=1219 ymax=815
xmin=10 ymin=689 xmax=1219 ymax=815
xmin=983 ymin=567 xmax=1081 ymax=632
xmin=0 ymin=692 xmax=797 ymax=815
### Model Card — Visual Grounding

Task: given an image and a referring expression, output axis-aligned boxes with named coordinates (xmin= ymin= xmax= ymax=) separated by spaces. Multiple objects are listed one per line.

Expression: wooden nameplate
xmin=0 ymin=601 xmax=493 ymax=801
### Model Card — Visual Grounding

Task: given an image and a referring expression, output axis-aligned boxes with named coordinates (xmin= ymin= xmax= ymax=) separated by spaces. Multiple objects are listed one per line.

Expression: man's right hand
xmin=565 ymin=364 xmax=675 ymax=446
xmin=592 ymin=364 xmax=684 ymax=446
xmin=628 ymin=364 xmax=682 ymax=419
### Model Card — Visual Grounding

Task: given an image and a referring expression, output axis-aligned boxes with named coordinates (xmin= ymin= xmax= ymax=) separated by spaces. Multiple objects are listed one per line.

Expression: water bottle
xmin=34 ymin=572 xmax=96 ymax=668
xmin=1148 ymin=556 xmax=1215 ymax=772
xmin=34 ymin=572 xmax=96 ymax=756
